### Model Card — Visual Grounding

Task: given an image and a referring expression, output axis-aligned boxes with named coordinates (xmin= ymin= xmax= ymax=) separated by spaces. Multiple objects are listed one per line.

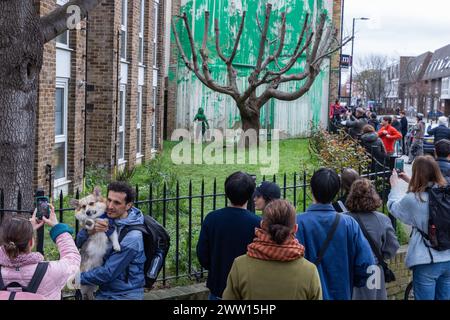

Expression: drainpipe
xmin=113 ymin=30 xmax=121 ymax=178
xmin=83 ymin=13 xmax=89 ymax=191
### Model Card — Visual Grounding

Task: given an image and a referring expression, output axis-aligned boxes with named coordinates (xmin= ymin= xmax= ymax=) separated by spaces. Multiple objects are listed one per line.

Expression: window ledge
xmin=118 ymin=159 xmax=127 ymax=166
xmin=136 ymin=154 xmax=144 ymax=159
xmin=56 ymin=44 xmax=73 ymax=52
xmin=54 ymin=179 xmax=71 ymax=188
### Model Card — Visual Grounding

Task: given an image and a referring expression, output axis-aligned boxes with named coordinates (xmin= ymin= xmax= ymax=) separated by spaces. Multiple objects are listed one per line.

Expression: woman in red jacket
xmin=378 ymin=116 xmax=403 ymax=156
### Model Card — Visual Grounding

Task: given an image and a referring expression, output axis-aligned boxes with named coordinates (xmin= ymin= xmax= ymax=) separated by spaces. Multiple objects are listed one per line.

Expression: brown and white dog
xmin=70 ymin=187 xmax=120 ymax=300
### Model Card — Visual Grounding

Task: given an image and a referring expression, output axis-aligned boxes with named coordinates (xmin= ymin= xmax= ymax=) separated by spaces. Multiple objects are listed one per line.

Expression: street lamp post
xmin=348 ymin=17 xmax=369 ymax=107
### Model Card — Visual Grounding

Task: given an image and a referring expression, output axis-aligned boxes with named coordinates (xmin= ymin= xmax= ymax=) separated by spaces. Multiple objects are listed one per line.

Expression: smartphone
xmin=394 ymin=158 xmax=405 ymax=173
xmin=35 ymin=196 xmax=50 ymax=220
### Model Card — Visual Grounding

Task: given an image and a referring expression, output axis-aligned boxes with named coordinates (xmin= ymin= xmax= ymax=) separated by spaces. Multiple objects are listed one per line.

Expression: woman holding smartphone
xmin=0 ymin=206 xmax=80 ymax=300
xmin=388 ymin=155 xmax=450 ymax=300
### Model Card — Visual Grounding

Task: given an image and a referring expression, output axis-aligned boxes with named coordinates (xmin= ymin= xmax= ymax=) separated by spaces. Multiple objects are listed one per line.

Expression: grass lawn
xmin=131 ymin=138 xmax=316 ymax=192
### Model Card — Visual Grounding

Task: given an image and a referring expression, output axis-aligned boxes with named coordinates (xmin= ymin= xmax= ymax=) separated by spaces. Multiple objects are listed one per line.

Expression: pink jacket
xmin=0 ymin=233 xmax=81 ymax=300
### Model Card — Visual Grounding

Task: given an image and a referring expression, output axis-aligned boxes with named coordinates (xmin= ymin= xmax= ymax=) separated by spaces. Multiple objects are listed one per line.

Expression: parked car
xmin=405 ymin=123 xmax=438 ymax=156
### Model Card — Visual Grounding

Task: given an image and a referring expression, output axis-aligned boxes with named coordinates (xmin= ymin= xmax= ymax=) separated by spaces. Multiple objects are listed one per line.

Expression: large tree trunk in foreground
xmin=0 ymin=0 xmax=102 ymax=211
xmin=0 ymin=1 xmax=43 ymax=211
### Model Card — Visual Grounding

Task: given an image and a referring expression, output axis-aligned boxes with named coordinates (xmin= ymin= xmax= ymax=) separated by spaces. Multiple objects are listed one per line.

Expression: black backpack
xmin=417 ymin=186 xmax=450 ymax=252
xmin=119 ymin=215 xmax=170 ymax=288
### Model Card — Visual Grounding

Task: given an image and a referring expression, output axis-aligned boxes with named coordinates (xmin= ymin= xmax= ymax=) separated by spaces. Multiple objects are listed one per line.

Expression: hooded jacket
xmin=0 ymin=224 xmax=80 ymax=300
xmin=361 ymin=132 xmax=387 ymax=164
xmin=76 ymin=207 xmax=146 ymax=300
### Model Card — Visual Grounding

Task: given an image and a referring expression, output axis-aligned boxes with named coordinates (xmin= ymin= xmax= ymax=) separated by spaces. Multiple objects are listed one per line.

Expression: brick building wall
xmin=67 ymin=23 xmax=87 ymax=193
xmin=35 ymin=0 xmax=86 ymax=196
xmin=33 ymin=0 xmax=166 ymax=196
xmin=84 ymin=0 xmax=165 ymax=174
xmin=34 ymin=0 xmax=57 ymax=193
xmin=85 ymin=0 xmax=118 ymax=171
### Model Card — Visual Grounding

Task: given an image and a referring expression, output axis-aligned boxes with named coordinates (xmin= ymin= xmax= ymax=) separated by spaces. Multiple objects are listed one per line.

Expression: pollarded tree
xmin=172 ymin=3 xmax=350 ymax=138
xmin=0 ymin=0 xmax=103 ymax=211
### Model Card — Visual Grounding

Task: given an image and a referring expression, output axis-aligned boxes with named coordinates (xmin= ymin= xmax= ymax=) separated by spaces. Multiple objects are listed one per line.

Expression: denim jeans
xmin=412 ymin=261 xmax=450 ymax=300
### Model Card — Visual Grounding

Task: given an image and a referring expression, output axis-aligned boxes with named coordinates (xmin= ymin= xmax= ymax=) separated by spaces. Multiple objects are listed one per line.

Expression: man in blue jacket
xmin=296 ymin=169 xmax=375 ymax=300
xmin=75 ymin=182 xmax=146 ymax=300
xmin=197 ymin=172 xmax=261 ymax=300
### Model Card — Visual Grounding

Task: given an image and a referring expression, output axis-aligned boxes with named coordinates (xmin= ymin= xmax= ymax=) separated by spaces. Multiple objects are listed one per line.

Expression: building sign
xmin=341 ymin=55 xmax=352 ymax=68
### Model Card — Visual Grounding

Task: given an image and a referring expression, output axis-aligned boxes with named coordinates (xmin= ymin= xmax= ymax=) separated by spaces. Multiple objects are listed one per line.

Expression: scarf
xmin=0 ymin=246 xmax=44 ymax=268
xmin=247 ymin=228 xmax=305 ymax=262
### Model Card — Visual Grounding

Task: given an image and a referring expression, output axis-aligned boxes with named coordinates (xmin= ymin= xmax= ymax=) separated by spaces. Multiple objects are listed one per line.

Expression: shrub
xmin=308 ymin=124 xmax=370 ymax=174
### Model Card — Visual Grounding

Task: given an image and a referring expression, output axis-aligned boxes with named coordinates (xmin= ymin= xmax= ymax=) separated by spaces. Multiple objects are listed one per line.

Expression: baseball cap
xmin=254 ymin=181 xmax=281 ymax=201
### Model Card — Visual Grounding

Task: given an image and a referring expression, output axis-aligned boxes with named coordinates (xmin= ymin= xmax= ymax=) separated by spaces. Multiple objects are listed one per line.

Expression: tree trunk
xmin=237 ymin=98 xmax=261 ymax=148
xmin=0 ymin=2 xmax=44 ymax=211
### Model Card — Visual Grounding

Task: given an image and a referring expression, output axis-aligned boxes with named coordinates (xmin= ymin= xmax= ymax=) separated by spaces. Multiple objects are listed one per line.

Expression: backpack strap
xmin=25 ymin=262 xmax=49 ymax=293
xmin=337 ymin=201 xmax=347 ymax=213
xmin=314 ymin=214 xmax=341 ymax=266
xmin=118 ymin=225 xmax=145 ymax=243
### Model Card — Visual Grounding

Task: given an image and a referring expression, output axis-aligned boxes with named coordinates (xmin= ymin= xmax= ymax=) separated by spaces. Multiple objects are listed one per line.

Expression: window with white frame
xmin=137 ymin=87 xmax=143 ymax=156
xmin=138 ymin=0 xmax=145 ymax=64
xmin=118 ymin=85 xmax=126 ymax=162
xmin=55 ymin=1 xmax=69 ymax=47
xmin=56 ymin=31 xmax=69 ymax=47
xmin=120 ymin=0 xmax=128 ymax=60
xmin=54 ymin=80 xmax=68 ymax=182
xmin=152 ymin=87 xmax=157 ymax=149
xmin=442 ymin=77 xmax=450 ymax=98
xmin=153 ymin=1 xmax=159 ymax=67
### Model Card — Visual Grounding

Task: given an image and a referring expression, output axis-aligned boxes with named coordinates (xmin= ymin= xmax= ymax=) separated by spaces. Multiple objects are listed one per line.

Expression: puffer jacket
xmin=76 ymin=207 xmax=146 ymax=300
xmin=361 ymin=132 xmax=387 ymax=165
xmin=0 ymin=224 xmax=81 ymax=300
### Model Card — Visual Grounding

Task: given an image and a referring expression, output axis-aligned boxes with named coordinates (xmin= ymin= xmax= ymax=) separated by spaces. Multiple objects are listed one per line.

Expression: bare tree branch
xmin=171 ymin=18 xmax=194 ymax=70
xmin=172 ymin=14 xmax=235 ymax=96
xmin=40 ymin=0 xmax=102 ymax=43
xmin=254 ymin=4 xmax=272 ymax=74
xmin=261 ymin=12 xmax=286 ymax=70
xmin=214 ymin=19 xmax=228 ymax=63
xmin=228 ymin=11 xmax=246 ymax=64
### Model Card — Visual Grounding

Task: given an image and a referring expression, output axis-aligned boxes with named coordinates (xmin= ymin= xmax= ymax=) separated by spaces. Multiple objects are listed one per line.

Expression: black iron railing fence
xmin=0 ymin=165 xmax=393 ymax=286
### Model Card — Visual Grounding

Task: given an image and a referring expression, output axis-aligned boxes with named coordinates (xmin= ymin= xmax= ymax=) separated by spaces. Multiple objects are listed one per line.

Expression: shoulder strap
xmin=25 ymin=262 xmax=49 ymax=293
xmin=118 ymin=225 xmax=146 ymax=243
xmin=353 ymin=214 xmax=385 ymax=266
xmin=337 ymin=201 xmax=347 ymax=213
xmin=315 ymin=214 xmax=341 ymax=266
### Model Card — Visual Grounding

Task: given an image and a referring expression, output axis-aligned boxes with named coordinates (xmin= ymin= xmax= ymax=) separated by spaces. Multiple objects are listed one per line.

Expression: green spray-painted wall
xmin=172 ymin=0 xmax=333 ymax=138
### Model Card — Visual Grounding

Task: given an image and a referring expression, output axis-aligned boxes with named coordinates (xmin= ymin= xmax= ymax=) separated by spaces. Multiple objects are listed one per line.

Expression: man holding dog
xmin=74 ymin=182 xmax=146 ymax=300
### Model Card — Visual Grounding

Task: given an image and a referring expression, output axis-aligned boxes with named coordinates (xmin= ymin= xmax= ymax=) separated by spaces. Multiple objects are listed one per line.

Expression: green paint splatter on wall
xmin=173 ymin=0 xmax=334 ymax=136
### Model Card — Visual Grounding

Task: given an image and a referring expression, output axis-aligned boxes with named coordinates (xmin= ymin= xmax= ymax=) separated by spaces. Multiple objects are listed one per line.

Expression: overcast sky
xmin=342 ymin=0 xmax=450 ymax=60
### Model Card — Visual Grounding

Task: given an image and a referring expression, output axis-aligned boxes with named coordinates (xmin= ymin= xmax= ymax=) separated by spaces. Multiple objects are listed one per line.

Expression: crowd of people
xmin=198 ymin=149 xmax=450 ymax=300
xmin=330 ymin=100 xmax=450 ymax=168
xmin=0 ymin=101 xmax=449 ymax=301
